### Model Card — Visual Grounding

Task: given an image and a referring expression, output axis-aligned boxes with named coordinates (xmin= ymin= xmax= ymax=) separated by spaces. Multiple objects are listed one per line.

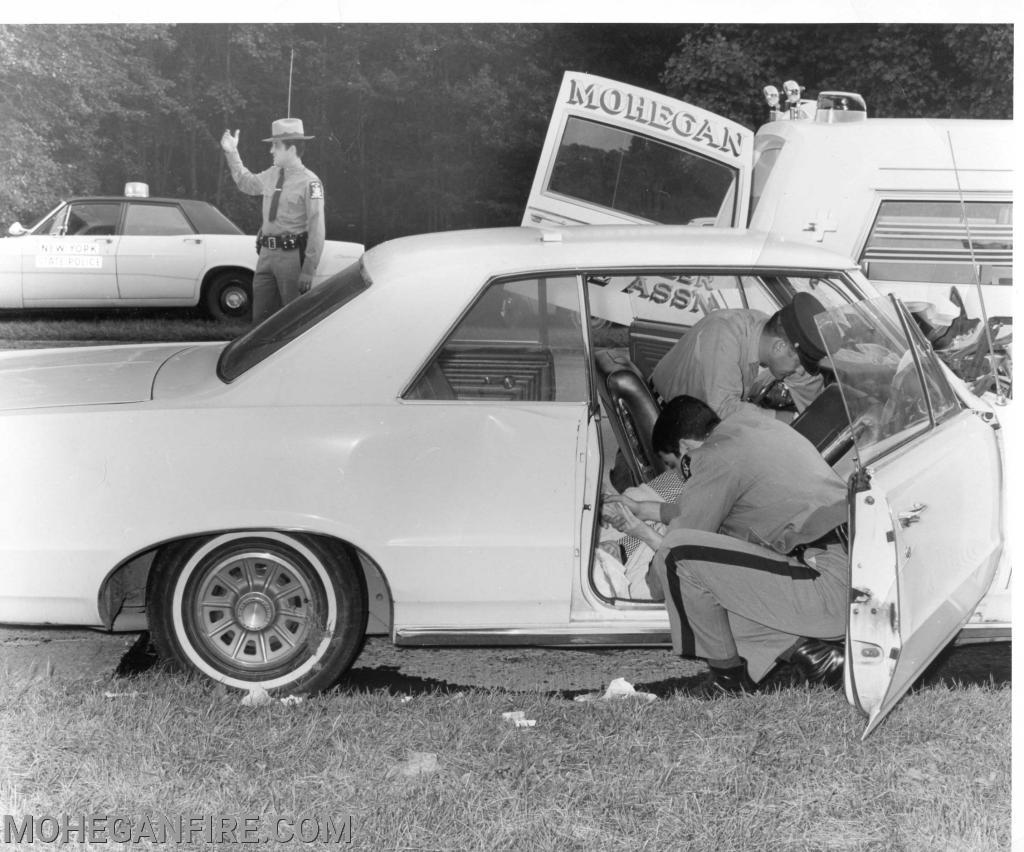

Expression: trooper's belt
xmin=257 ymin=232 xmax=307 ymax=251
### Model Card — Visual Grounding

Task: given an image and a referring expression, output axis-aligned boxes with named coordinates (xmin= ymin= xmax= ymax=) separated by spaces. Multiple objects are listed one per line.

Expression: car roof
xmin=757 ymin=117 xmax=1014 ymax=172
xmin=363 ymin=225 xmax=861 ymax=283
xmin=64 ymin=195 xmax=209 ymax=205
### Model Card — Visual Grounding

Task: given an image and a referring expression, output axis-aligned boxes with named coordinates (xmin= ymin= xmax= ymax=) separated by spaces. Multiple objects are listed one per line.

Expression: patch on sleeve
xmin=309 ymin=181 xmax=324 ymax=200
xmin=680 ymin=455 xmax=692 ymax=481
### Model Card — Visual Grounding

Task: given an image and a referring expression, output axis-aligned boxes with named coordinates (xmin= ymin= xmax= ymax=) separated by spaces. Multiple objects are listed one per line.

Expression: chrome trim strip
xmin=394 ymin=628 xmax=672 ymax=647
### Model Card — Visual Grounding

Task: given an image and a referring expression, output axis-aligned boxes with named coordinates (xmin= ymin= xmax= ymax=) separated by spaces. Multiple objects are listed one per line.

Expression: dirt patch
xmin=1 ymin=626 xmax=1010 ymax=698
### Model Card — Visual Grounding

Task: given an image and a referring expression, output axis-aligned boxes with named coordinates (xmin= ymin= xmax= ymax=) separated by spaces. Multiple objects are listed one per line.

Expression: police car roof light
xmin=124 ymin=182 xmax=150 ymax=198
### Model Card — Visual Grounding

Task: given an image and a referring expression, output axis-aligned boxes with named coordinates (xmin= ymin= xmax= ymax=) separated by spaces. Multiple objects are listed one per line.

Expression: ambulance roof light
xmin=761 ymin=82 xmax=867 ymax=124
xmin=124 ymin=182 xmax=149 ymax=198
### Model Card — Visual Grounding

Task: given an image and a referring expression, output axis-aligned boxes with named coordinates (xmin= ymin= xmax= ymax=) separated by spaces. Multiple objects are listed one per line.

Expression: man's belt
xmin=788 ymin=523 xmax=849 ymax=563
xmin=257 ymin=232 xmax=307 ymax=251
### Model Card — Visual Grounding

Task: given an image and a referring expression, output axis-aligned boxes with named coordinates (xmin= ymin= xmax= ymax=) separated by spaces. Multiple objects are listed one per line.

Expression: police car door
xmin=524 ymin=72 xmax=754 ymax=229
xmin=816 ymin=297 xmax=1004 ymax=737
xmin=116 ymin=202 xmax=207 ymax=301
xmin=21 ymin=201 xmax=121 ymax=305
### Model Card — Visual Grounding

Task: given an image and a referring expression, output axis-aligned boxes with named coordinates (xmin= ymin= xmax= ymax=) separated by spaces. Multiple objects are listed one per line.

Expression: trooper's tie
xmin=268 ymin=168 xmax=285 ymax=222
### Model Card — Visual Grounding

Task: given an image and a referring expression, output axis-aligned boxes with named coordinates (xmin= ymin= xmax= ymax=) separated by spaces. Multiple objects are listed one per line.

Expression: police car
xmin=1 ymin=183 xmax=363 ymax=320
xmin=0 ymin=224 xmax=1008 ymax=737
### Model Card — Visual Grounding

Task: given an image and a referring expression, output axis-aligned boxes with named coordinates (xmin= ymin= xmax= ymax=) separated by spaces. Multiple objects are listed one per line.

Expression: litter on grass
xmin=573 ymin=677 xmax=657 ymax=704
xmin=501 ymin=710 xmax=537 ymax=728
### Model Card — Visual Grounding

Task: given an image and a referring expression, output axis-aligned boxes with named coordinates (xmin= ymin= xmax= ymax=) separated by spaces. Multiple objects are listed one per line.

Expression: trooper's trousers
xmin=651 ymin=529 xmax=848 ymax=681
xmin=253 ymin=247 xmax=303 ymax=322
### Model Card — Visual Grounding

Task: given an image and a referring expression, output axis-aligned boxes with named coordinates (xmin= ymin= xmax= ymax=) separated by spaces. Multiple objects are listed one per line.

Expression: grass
xmin=0 ymin=309 xmax=249 ymax=349
xmin=0 ymin=668 xmax=1010 ymax=851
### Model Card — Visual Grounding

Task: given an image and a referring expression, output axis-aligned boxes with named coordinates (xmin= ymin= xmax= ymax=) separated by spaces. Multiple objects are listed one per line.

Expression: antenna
xmin=287 ymin=48 xmax=294 ymax=118
xmin=946 ymin=131 xmax=1006 ymax=405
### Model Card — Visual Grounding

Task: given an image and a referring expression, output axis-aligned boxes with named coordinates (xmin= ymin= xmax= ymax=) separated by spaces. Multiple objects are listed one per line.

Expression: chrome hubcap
xmin=191 ymin=549 xmax=318 ymax=672
xmin=223 ymin=288 xmax=246 ymax=310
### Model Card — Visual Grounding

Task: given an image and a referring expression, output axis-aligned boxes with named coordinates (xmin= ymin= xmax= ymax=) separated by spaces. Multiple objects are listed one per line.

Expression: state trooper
xmin=649 ymin=292 xmax=830 ymax=421
xmin=220 ymin=118 xmax=325 ymax=322
xmin=607 ymin=394 xmax=848 ymax=696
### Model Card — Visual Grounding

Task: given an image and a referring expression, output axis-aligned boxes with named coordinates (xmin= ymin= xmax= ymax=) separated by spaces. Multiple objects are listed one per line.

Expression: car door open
xmin=816 ymin=296 xmax=1004 ymax=737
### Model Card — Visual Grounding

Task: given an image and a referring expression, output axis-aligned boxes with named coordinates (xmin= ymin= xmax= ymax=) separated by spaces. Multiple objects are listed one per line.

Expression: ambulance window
xmin=60 ymin=202 xmax=120 ymax=237
xmin=547 ymin=116 xmax=738 ymax=225
xmin=124 ymin=204 xmax=195 ymax=236
xmin=860 ymin=199 xmax=1013 ymax=287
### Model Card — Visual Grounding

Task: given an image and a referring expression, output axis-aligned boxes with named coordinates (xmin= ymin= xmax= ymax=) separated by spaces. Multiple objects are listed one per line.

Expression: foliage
xmin=0 ymin=23 xmax=1012 ymax=245
xmin=661 ymin=24 xmax=1014 ymax=130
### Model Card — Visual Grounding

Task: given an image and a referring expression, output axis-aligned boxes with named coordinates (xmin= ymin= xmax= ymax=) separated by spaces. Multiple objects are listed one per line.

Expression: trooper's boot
xmin=686 ymin=661 xmax=757 ymax=699
xmin=788 ymin=638 xmax=844 ymax=688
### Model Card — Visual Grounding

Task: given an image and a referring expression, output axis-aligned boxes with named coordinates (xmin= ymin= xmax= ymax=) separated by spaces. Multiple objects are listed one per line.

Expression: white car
xmin=0 ymin=225 xmax=1009 ymax=736
xmin=1 ymin=185 xmax=363 ymax=320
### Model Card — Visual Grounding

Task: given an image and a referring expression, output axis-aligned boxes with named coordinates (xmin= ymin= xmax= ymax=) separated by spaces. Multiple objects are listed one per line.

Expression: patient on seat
xmin=594 ymin=469 xmax=685 ymax=601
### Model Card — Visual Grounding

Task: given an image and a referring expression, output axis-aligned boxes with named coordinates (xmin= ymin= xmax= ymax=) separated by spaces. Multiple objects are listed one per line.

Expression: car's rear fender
xmin=99 ymin=531 xmax=394 ymax=637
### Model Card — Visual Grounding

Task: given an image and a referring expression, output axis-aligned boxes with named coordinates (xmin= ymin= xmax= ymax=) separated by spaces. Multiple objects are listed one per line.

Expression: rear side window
xmin=859 ymin=199 xmax=1012 ymax=287
xmin=123 ymin=204 xmax=195 ymax=236
xmin=404 ymin=275 xmax=589 ymax=403
xmin=547 ymin=116 xmax=738 ymax=225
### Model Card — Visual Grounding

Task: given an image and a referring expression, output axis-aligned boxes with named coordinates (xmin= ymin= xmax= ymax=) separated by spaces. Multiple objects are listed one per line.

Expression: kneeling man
xmin=607 ymin=395 xmax=848 ymax=695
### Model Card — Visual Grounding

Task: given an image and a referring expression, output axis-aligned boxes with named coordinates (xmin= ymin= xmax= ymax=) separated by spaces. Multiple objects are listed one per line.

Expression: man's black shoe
xmin=684 ymin=662 xmax=757 ymax=699
xmin=789 ymin=638 xmax=844 ymax=688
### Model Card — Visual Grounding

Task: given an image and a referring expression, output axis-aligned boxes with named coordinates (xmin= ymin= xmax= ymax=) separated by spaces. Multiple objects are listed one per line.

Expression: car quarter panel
xmin=0 ymin=400 xmax=584 ymax=630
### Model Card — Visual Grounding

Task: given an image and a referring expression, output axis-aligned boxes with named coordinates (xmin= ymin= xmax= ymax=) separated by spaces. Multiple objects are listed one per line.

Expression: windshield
xmin=547 ymin=116 xmax=739 ymax=225
xmin=217 ymin=261 xmax=370 ymax=382
xmin=815 ymin=295 xmax=962 ymax=465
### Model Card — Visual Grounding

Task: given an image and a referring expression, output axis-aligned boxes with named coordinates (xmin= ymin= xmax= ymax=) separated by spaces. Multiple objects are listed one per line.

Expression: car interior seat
xmin=594 ymin=349 xmax=665 ymax=489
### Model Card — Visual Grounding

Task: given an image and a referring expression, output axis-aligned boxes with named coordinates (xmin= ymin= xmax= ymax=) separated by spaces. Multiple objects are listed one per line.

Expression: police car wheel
xmin=205 ymin=271 xmax=253 ymax=322
xmin=147 ymin=532 xmax=368 ymax=694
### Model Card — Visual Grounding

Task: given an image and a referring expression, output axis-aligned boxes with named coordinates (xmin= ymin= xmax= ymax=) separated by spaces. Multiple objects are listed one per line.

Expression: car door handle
xmin=93 ymin=237 xmax=113 ymax=244
xmin=183 ymin=237 xmax=203 ymax=244
xmin=897 ymin=503 xmax=928 ymax=527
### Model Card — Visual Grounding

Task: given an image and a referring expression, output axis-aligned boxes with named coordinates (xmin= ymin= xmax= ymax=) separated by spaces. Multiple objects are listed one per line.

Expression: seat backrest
xmin=594 ymin=349 xmax=664 ymax=487
xmin=789 ymin=382 xmax=854 ymax=466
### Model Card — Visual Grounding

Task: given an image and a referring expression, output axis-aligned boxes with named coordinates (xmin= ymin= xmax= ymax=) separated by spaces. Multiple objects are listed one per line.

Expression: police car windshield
xmin=217 ymin=261 xmax=371 ymax=382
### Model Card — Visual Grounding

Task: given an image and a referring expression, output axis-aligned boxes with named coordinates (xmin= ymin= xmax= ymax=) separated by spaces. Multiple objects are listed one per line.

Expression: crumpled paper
xmin=573 ymin=677 xmax=657 ymax=704
xmin=501 ymin=710 xmax=537 ymax=728
xmin=239 ymin=688 xmax=304 ymax=707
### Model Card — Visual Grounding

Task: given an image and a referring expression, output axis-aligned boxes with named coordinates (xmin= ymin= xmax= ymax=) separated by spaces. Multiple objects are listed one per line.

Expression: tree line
xmin=0 ymin=23 xmax=1012 ymax=247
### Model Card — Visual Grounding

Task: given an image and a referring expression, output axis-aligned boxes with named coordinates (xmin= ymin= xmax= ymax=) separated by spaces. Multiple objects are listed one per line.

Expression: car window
xmin=123 ymin=204 xmax=195 ymax=236
xmin=547 ymin=116 xmax=739 ymax=225
xmin=859 ymin=199 xmax=1012 ymax=287
xmin=404 ymin=275 xmax=589 ymax=402
xmin=218 ymin=261 xmax=369 ymax=382
xmin=815 ymin=295 xmax=962 ymax=465
xmin=56 ymin=202 xmax=121 ymax=236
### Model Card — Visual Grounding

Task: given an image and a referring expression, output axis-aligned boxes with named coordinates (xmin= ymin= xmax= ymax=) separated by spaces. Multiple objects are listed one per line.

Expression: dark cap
xmin=778 ymin=292 xmax=828 ymax=374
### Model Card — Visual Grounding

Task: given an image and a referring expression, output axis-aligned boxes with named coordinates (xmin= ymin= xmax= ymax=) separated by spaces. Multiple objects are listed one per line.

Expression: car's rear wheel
xmin=148 ymin=532 xmax=367 ymax=693
xmin=204 ymin=271 xmax=253 ymax=322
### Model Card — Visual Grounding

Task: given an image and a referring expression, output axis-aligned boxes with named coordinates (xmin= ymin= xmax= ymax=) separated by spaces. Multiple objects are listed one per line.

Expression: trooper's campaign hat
xmin=779 ymin=292 xmax=829 ymax=374
xmin=263 ymin=117 xmax=315 ymax=141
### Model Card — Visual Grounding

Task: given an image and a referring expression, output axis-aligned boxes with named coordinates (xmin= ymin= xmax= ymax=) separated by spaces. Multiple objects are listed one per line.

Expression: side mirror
xmin=7 ymin=222 xmax=28 ymax=236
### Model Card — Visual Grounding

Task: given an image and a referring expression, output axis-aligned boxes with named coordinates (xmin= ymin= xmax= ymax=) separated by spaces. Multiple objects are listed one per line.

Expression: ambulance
xmin=523 ymin=72 xmax=1012 ymax=337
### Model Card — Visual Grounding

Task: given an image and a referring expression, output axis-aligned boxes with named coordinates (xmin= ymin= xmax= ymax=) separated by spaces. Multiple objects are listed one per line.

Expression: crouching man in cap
xmin=650 ymin=291 xmax=832 ymax=420
xmin=607 ymin=394 xmax=848 ymax=696
xmin=221 ymin=118 xmax=325 ymax=321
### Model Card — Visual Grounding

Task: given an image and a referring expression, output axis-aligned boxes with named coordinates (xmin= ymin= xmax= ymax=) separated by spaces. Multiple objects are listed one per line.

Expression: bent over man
xmin=649 ymin=292 xmax=830 ymax=420
xmin=609 ymin=395 xmax=848 ymax=696
xmin=221 ymin=118 xmax=325 ymax=322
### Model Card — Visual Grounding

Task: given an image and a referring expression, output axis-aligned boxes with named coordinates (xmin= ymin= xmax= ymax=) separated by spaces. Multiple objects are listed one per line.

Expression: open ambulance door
xmin=814 ymin=297 xmax=1004 ymax=738
xmin=523 ymin=72 xmax=754 ymax=230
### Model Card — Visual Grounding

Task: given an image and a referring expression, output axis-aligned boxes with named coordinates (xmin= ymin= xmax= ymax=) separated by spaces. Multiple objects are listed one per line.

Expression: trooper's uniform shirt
xmin=650 ymin=308 xmax=822 ymax=418
xmin=653 ymin=415 xmax=849 ymax=682
xmin=224 ymin=150 xmax=325 ymax=282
